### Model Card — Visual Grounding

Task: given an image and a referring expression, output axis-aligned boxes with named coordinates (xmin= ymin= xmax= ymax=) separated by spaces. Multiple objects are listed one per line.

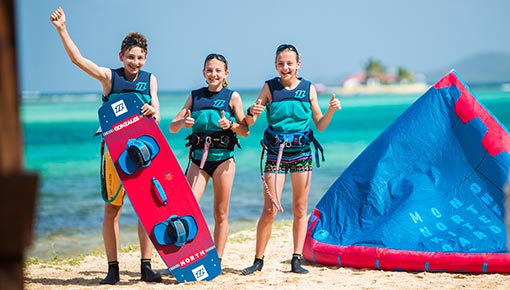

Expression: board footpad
xmin=153 ymin=215 xmax=198 ymax=247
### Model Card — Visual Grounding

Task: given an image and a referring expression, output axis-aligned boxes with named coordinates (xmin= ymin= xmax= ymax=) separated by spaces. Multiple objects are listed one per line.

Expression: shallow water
xmin=22 ymin=88 xmax=510 ymax=259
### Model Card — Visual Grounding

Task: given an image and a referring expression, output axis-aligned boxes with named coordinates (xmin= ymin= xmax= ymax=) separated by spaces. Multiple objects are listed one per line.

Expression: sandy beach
xmin=24 ymin=220 xmax=510 ymax=290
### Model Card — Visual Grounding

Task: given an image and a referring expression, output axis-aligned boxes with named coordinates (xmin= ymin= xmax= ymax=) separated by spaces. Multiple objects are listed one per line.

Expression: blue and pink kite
xmin=304 ymin=70 xmax=510 ymax=273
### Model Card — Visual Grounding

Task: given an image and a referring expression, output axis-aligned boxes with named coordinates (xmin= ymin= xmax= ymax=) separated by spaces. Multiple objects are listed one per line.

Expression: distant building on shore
xmin=331 ymin=71 xmax=428 ymax=95
xmin=342 ymin=72 xmax=401 ymax=89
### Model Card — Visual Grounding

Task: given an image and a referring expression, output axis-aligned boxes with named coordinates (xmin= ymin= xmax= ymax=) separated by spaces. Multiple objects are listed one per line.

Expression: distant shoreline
xmin=322 ymin=83 xmax=430 ymax=96
xmin=21 ymin=82 xmax=510 ymax=99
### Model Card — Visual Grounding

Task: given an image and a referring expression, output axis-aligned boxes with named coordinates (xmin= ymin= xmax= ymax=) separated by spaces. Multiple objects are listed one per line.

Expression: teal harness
xmin=262 ymin=127 xmax=325 ymax=167
xmin=259 ymin=127 xmax=325 ymax=213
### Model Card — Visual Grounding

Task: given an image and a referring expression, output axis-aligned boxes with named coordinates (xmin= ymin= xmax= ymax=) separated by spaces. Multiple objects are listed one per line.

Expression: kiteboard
xmin=98 ymin=93 xmax=221 ymax=282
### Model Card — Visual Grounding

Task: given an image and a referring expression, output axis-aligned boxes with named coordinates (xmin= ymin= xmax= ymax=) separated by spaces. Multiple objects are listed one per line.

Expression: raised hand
xmin=329 ymin=93 xmax=341 ymax=111
xmin=49 ymin=7 xmax=66 ymax=29
xmin=181 ymin=109 xmax=194 ymax=128
xmin=218 ymin=110 xmax=233 ymax=130
xmin=250 ymin=99 xmax=265 ymax=116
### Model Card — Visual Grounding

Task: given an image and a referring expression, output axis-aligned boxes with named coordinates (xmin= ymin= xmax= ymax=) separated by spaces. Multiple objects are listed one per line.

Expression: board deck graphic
xmin=98 ymin=93 xmax=221 ymax=282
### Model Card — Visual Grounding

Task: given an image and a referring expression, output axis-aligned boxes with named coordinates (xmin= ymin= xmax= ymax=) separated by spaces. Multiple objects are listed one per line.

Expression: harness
xmin=259 ymin=127 xmax=325 ymax=213
xmin=185 ymin=130 xmax=241 ymax=170
xmin=262 ymin=127 xmax=325 ymax=167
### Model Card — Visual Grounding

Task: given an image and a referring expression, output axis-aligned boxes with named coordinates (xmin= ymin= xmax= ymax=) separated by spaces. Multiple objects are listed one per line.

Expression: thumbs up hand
xmin=219 ymin=110 xmax=234 ymax=130
xmin=329 ymin=93 xmax=341 ymax=111
xmin=249 ymin=99 xmax=265 ymax=117
xmin=183 ymin=109 xmax=194 ymax=128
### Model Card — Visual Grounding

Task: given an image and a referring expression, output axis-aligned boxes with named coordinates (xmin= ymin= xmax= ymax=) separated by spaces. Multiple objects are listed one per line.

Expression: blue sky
xmin=17 ymin=0 xmax=510 ymax=93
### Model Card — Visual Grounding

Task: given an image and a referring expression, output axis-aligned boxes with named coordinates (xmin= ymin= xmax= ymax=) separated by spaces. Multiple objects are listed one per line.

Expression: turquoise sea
xmin=22 ymin=88 xmax=510 ymax=259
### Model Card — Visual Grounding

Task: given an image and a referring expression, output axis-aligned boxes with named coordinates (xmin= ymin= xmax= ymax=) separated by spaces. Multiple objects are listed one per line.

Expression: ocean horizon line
xmin=21 ymin=81 xmax=510 ymax=101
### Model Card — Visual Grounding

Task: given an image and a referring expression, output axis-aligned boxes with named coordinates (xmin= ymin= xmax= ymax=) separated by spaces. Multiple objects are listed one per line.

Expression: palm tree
xmin=364 ymin=58 xmax=386 ymax=84
xmin=396 ymin=67 xmax=414 ymax=83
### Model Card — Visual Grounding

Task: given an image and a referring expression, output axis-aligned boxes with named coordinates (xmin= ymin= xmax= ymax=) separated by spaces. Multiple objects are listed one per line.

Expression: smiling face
xmin=118 ymin=32 xmax=148 ymax=81
xmin=119 ymin=46 xmax=147 ymax=81
xmin=203 ymin=57 xmax=229 ymax=91
xmin=275 ymin=49 xmax=301 ymax=84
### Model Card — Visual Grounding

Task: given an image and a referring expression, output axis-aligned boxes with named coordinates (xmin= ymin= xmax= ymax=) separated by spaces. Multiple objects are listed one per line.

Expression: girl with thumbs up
xmin=169 ymin=53 xmax=249 ymax=262
xmin=242 ymin=44 xmax=341 ymax=275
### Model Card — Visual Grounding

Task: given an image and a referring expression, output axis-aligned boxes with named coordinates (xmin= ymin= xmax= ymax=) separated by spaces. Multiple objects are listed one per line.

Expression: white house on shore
xmin=341 ymin=72 xmax=399 ymax=89
xmin=331 ymin=71 xmax=428 ymax=95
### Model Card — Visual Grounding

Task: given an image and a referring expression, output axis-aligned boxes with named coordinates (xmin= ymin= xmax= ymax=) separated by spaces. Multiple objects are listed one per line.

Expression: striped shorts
xmin=264 ymin=149 xmax=313 ymax=174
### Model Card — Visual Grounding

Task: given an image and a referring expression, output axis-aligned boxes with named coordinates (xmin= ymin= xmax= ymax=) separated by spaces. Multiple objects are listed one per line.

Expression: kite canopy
xmin=304 ymin=70 xmax=510 ymax=273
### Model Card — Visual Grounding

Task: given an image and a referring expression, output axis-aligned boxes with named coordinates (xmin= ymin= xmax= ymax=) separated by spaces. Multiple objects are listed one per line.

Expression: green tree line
xmin=364 ymin=58 xmax=415 ymax=83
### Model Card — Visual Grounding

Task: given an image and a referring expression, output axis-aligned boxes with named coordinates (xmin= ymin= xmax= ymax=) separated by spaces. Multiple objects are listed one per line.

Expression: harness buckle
xmin=298 ymin=135 xmax=306 ymax=146
xmin=193 ymin=134 xmax=201 ymax=145
xmin=220 ymin=135 xmax=229 ymax=145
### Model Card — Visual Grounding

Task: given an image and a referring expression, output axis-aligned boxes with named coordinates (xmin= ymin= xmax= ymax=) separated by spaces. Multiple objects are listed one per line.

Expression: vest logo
xmin=111 ymin=99 xmax=128 ymax=117
xmin=135 ymin=82 xmax=147 ymax=91
xmin=294 ymin=90 xmax=307 ymax=99
xmin=192 ymin=264 xmax=209 ymax=281
xmin=212 ymin=99 xmax=226 ymax=109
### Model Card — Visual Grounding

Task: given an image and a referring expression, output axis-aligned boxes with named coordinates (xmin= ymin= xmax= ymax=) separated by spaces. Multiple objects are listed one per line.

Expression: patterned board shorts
xmin=264 ymin=149 xmax=313 ymax=174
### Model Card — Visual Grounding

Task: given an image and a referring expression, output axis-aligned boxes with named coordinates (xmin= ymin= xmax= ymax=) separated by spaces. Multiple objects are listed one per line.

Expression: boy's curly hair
xmin=121 ymin=32 xmax=148 ymax=54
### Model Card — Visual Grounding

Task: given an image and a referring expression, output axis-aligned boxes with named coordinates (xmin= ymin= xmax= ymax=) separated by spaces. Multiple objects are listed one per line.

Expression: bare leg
xmin=290 ymin=171 xmax=311 ymax=254
xmin=242 ymin=172 xmax=286 ymax=275
xmin=211 ymin=159 xmax=235 ymax=259
xmin=186 ymin=162 xmax=210 ymax=201
xmin=103 ymin=203 xmax=121 ymax=262
xmin=100 ymin=203 xmax=121 ymax=284
xmin=289 ymin=171 xmax=312 ymax=274
xmin=138 ymin=221 xmax=152 ymax=259
xmin=137 ymin=216 xmax=162 ymax=282
xmin=256 ymin=172 xmax=286 ymax=257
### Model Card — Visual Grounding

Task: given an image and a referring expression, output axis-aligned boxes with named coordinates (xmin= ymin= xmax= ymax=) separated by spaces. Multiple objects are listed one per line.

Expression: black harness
xmin=184 ymin=129 xmax=241 ymax=173
xmin=186 ymin=130 xmax=241 ymax=151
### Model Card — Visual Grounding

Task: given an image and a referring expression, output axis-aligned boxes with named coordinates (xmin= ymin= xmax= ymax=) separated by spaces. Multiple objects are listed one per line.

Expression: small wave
xmin=23 ymin=93 xmax=101 ymax=103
